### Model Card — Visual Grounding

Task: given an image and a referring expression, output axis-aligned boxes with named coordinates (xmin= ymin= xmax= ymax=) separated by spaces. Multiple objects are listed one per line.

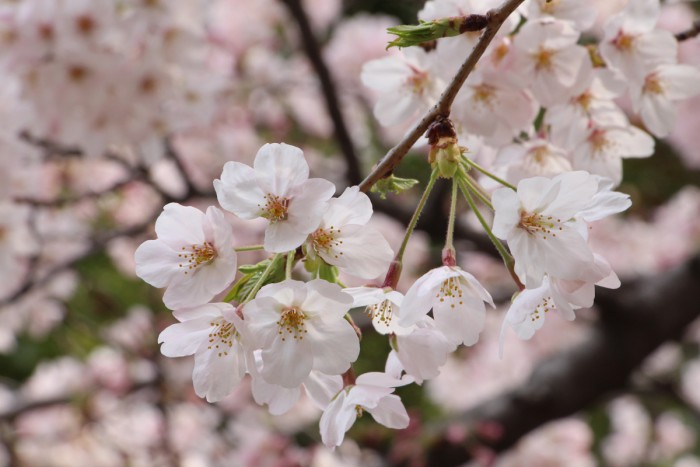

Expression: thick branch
xmin=279 ymin=0 xmax=363 ymax=186
xmin=426 ymin=253 xmax=700 ymax=466
xmin=358 ymin=0 xmax=526 ymax=193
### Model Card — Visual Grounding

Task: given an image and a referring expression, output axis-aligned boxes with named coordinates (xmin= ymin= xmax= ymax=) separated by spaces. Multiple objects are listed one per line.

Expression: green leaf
xmin=223 ymin=258 xmax=285 ymax=303
xmin=370 ymin=175 xmax=419 ymax=199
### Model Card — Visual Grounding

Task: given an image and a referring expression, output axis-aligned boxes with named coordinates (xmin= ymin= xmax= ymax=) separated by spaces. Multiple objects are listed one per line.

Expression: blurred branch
xmin=279 ymin=0 xmax=363 ymax=186
xmin=676 ymin=18 xmax=700 ymax=41
xmin=358 ymin=0 xmax=526 ymax=193
xmin=426 ymin=253 xmax=700 ymax=466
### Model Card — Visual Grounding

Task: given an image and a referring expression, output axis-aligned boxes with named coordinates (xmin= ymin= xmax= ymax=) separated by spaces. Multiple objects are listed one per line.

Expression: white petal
xmin=214 ymin=162 xmax=266 ymax=219
xmin=320 ymin=391 xmax=355 ymax=448
xmin=261 ymin=334 xmax=314 ymax=388
xmin=254 ymin=143 xmax=309 ymax=197
xmin=158 ymin=317 xmax=214 ymax=357
xmin=307 ymin=316 xmax=359 ymax=375
xmin=368 ymin=394 xmax=410 ymax=429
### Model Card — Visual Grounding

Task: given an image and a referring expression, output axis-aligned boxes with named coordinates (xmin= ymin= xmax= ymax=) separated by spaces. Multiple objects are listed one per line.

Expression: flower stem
xmin=457 ymin=178 xmax=524 ymax=290
xmin=396 ymin=167 xmax=440 ymax=262
xmin=466 ymin=158 xmax=516 ymax=190
xmin=285 ymin=250 xmax=295 ymax=280
xmin=234 ymin=245 xmax=265 ymax=252
xmin=460 ymin=172 xmax=494 ymax=210
xmin=243 ymin=253 xmax=283 ymax=303
xmin=445 ymin=180 xmax=458 ymax=250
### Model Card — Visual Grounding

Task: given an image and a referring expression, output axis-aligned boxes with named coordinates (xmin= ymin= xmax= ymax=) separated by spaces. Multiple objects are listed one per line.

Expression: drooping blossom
xmin=319 ymin=354 xmax=411 ymax=448
xmin=134 ymin=203 xmax=237 ymax=309
xmin=214 ymin=143 xmax=336 ymax=253
xmin=307 ymin=186 xmax=393 ymax=279
xmin=158 ymin=303 xmax=247 ymax=402
xmin=242 ymin=280 xmax=359 ymax=388
xmin=491 ymin=171 xmax=631 ymax=286
xmin=399 ymin=266 xmax=494 ymax=347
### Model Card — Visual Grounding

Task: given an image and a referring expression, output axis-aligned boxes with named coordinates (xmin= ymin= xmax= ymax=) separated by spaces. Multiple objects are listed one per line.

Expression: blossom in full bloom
xmin=491 ymin=171 xmax=631 ymax=287
xmin=214 ymin=143 xmax=336 ymax=253
xmin=134 ymin=203 xmax=238 ymax=309
xmin=242 ymin=279 xmax=359 ymax=388
xmin=399 ymin=266 xmax=494 ymax=347
xmin=158 ymin=303 xmax=247 ymax=402
xmin=307 ymin=186 xmax=393 ymax=279
xmin=320 ymin=355 xmax=411 ymax=448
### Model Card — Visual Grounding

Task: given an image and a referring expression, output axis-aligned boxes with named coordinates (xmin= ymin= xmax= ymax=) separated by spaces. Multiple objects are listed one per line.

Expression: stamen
xmin=311 ymin=226 xmax=343 ymax=259
xmin=534 ymin=47 xmax=554 ymax=71
xmin=206 ymin=318 xmax=237 ymax=358
xmin=259 ymin=193 xmax=290 ymax=222
xmin=367 ymin=300 xmax=394 ymax=326
xmin=529 ymin=296 xmax=553 ymax=322
xmin=178 ymin=241 xmax=217 ymax=275
xmin=277 ymin=306 xmax=308 ymax=341
xmin=435 ymin=277 xmax=465 ymax=310
xmin=519 ymin=212 xmax=563 ymax=240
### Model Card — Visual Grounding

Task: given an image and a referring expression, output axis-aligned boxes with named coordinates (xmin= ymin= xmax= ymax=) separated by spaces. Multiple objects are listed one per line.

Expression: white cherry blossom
xmin=524 ymin=0 xmax=597 ymax=32
xmin=214 ymin=143 xmax=336 ymax=253
xmin=307 ymin=186 xmax=393 ymax=279
xmin=496 ymin=138 xmax=572 ymax=184
xmin=512 ymin=18 xmax=591 ymax=107
xmin=134 ymin=203 xmax=237 ymax=310
xmin=242 ymin=279 xmax=359 ymax=388
xmin=630 ymin=64 xmax=700 ymax=138
xmin=491 ymin=171 xmax=630 ymax=286
xmin=158 ymin=303 xmax=247 ymax=402
xmin=320 ymin=356 xmax=411 ymax=448
xmin=399 ymin=266 xmax=494 ymax=347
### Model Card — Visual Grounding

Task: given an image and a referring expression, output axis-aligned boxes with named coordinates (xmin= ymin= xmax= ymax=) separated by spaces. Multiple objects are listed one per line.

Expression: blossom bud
xmin=428 ymin=117 xmax=462 ymax=178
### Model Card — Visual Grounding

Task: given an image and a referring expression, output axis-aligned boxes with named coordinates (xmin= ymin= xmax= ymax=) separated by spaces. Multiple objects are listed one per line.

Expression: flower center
xmin=541 ymin=0 xmax=560 ymax=14
xmin=406 ymin=66 xmax=429 ymax=95
xmin=178 ymin=241 xmax=217 ymax=274
xmin=311 ymin=226 xmax=343 ymax=258
xmin=277 ymin=306 xmax=308 ymax=341
xmin=529 ymin=296 xmax=553 ymax=323
xmin=643 ymin=74 xmax=664 ymax=96
xmin=260 ymin=193 xmax=290 ymax=222
xmin=436 ymin=277 xmax=464 ymax=309
xmin=588 ymin=128 xmax=614 ymax=156
xmin=534 ymin=47 xmax=554 ymax=71
xmin=612 ymin=31 xmax=635 ymax=52
xmin=472 ymin=84 xmax=497 ymax=108
xmin=367 ymin=299 xmax=394 ymax=326
xmin=575 ymin=90 xmax=593 ymax=112
xmin=207 ymin=318 xmax=237 ymax=358
xmin=519 ymin=212 xmax=563 ymax=239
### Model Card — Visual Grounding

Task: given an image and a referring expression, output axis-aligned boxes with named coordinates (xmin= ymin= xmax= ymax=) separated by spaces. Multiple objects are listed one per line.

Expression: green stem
xmin=467 ymin=159 xmax=516 ymax=190
xmin=235 ymin=245 xmax=265 ymax=252
xmin=285 ymin=250 xmax=295 ymax=280
xmin=445 ymin=180 xmax=458 ymax=250
xmin=243 ymin=253 xmax=283 ymax=303
xmin=396 ymin=167 xmax=440 ymax=261
xmin=458 ymin=178 xmax=523 ymax=290
xmin=460 ymin=173 xmax=493 ymax=210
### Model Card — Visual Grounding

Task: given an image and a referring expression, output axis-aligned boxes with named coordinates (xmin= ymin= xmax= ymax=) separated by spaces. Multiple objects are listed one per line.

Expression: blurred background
xmin=1 ymin=0 xmax=700 ymax=466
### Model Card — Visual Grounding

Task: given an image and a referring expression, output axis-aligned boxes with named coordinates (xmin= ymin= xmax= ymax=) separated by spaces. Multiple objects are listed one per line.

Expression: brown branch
xmin=676 ymin=18 xmax=700 ymax=41
xmin=426 ymin=253 xmax=700 ymax=466
xmin=279 ymin=0 xmax=363 ymax=186
xmin=358 ymin=0 xmax=526 ymax=193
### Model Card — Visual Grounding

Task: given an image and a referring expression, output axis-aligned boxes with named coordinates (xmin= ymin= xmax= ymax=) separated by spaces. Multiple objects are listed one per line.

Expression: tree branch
xmin=676 ymin=18 xmax=700 ymax=41
xmin=279 ymin=0 xmax=363 ymax=186
xmin=358 ymin=0 xmax=526 ymax=193
xmin=426 ymin=253 xmax=700 ymax=466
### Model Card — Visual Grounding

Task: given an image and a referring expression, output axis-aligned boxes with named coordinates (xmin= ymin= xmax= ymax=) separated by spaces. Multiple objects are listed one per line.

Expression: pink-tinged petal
xmin=580 ymin=191 xmax=631 ymax=222
xmin=343 ymin=287 xmax=387 ymax=308
xmin=499 ymin=280 xmax=551 ymax=356
xmin=616 ymin=126 xmax=655 ymax=159
xmin=400 ymin=267 xmax=457 ymax=326
xmin=241 ymin=296 xmax=286 ymax=348
xmin=374 ymin=91 xmax=421 ymax=127
xmin=255 ymin=280 xmax=307 ymax=306
xmin=320 ymin=391 xmax=356 ymax=448
xmin=302 ymin=279 xmax=352 ymax=317
xmin=264 ymin=219 xmax=312 ymax=252
xmin=491 ymin=188 xmax=521 ymax=239
xmin=304 ymin=372 xmax=343 ymax=410
xmin=433 ymin=295 xmax=486 ymax=347
xmin=154 ymin=203 xmax=206 ymax=248
xmin=260 ymin=334 xmax=314 ymax=388
xmin=640 ymin=94 xmax=675 ymax=138
xmin=253 ymin=143 xmax=309 ymax=197
xmin=321 ymin=225 xmax=393 ymax=279
xmin=161 ymin=261 xmax=225 ymax=309
xmin=368 ymin=394 xmax=410 ymax=429
xmin=307 ymin=317 xmax=359 ymax=375
xmin=206 ymin=206 xmax=233 ymax=250
xmin=540 ymin=171 xmax=599 ymax=219
xmin=323 ymin=186 xmax=373 ymax=227
xmin=662 ymin=65 xmax=700 ymax=100
xmin=134 ymin=240 xmax=181 ymax=288
xmin=456 ymin=270 xmax=495 ymax=307
xmin=251 ymin=372 xmax=301 ymax=415
xmin=192 ymin=345 xmax=245 ymax=402
xmin=214 ymin=162 xmax=266 ymax=219
xmin=361 ymin=57 xmax=412 ymax=92
xmin=158 ymin=316 xmax=214 ymax=357
xmin=173 ymin=302 xmax=232 ymax=321
xmin=394 ymin=325 xmax=452 ymax=383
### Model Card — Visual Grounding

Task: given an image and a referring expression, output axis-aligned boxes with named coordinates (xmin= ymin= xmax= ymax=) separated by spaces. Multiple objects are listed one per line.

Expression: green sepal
xmin=223 ymin=257 xmax=285 ymax=303
xmin=370 ymin=175 xmax=419 ymax=199
xmin=387 ymin=20 xmax=458 ymax=49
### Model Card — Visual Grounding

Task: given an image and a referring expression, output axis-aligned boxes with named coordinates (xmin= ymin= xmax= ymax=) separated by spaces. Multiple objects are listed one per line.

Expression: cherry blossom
xmin=242 ymin=280 xmax=359 ymax=388
xmin=134 ymin=203 xmax=238 ymax=310
xmin=491 ymin=171 xmax=630 ymax=286
xmin=158 ymin=303 xmax=247 ymax=402
xmin=214 ymin=143 xmax=336 ymax=253
xmin=524 ymin=0 xmax=597 ymax=32
xmin=399 ymin=266 xmax=494 ymax=347
xmin=320 ymin=356 xmax=411 ymax=448
xmin=306 ymin=186 xmax=393 ymax=279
